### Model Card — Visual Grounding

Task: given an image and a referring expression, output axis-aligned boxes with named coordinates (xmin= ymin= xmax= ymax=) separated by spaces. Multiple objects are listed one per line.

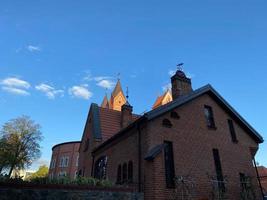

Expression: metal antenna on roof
xmin=117 ymin=72 xmax=121 ymax=80
xmin=177 ymin=63 xmax=184 ymax=71
xmin=126 ymin=86 xmax=129 ymax=100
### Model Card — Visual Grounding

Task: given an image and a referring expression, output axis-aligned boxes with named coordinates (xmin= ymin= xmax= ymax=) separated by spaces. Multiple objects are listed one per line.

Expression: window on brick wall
xmin=228 ymin=119 xmax=238 ymax=143
xmin=164 ymin=141 xmax=175 ymax=188
xmin=58 ymin=171 xmax=67 ymax=177
xmin=128 ymin=161 xmax=133 ymax=183
xmin=116 ymin=164 xmax=122 ymax=184
xmin=50 ymin=158 xmax=56 ymax=169
xmin=94 ymin=156 xmax=108 ymax=180
xmin=212 ymin=148 xmax=225 ymax=191
xmin=162 ymin=118 xmax=173 ymax=128
xmin=122 ymin=163 xmax=127 ymax=183
xmin=59 ymin=156 xmax=69 ymax=167
xmin=204 ymin=105 xmax=216 ymax=128
xmin=64 ymin=157 xmax=69 ymax=167
xmin=76 ymin=155 xmax=79 ymax=167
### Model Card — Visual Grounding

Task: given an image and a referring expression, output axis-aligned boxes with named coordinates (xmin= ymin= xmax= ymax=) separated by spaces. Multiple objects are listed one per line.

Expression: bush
xmin=0 ymin=175 xmax=113 ymax=188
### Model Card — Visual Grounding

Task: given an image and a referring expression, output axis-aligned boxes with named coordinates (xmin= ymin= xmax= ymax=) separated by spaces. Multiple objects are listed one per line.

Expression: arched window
xmin=116 ymin=164 xmax=122 ymax=184
xmin=122 ymin=163 xmax=127 ymax=183
xmin=170 ymin=111 xmax=180 ymax=119
xmin=94 ymin=156 xmax=107 ymax=180
xmin=162 ymin=118 xmax=172 ymax=128
xmin=128 ymin=161 xmax=133 ymax=183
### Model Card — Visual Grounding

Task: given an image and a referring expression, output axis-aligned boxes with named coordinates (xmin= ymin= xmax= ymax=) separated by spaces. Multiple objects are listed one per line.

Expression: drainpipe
xmin=137 ymin=124 xmax=142 ymax=192
xmin=253 ymin=157 xmax=264 ymax=199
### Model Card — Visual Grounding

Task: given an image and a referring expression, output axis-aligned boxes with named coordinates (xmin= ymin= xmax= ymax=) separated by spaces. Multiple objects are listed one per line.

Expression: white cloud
xmin=35 ymin=83 xmax=64 ymax=99
xmin=93 ymin=76 xmax=112 ymax=82
xmin=0 ymin=77 xmax=31 ymax=96
xmin=82 ymin=73 xmax=115 ymax=90
xmin=93 ymin=76 xmax=115 ymax=89
xmin=2 ymin=86 xmax=30 ymax=96
xmin=162 ymin=83 xmax=171 ymax=91
xmin=96 ymin=79 xmax=115 ymax=89
xmin=68 ymin=85 xmax=92 ymax=100
xmin=1 ymin=77 xmax=30 ymax=89
xmin=27 ymin=45 xmax=41 ymax=52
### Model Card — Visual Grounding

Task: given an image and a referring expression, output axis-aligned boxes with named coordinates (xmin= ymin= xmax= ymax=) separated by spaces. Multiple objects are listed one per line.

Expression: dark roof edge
xmin=78 ymin=103 xmax=97 ymax=152
xmin=92 ymin=103 xmax=102 ymax=140
xmin=146 ymin=84 xmax=263 ymax=143
xmin=209 ymin=85 xmax=264 ymax=143
xmin=92 ymin=84 xmax=264 ymax=154
xmin=52 ymin=141 xmax=81 ymax=151
xmin=92 ymin=116 xmax=146 ymax=154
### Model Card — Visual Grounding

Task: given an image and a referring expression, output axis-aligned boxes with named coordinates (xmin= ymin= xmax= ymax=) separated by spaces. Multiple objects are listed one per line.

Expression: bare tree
xmin=0 ymin=116 xmax=43 ymax=177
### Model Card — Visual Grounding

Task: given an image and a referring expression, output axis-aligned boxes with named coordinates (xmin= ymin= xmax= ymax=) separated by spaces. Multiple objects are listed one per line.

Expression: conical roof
xmin=112 ymin=79 xmax=125 ymax=98
xmin=101 ymin=94 xmax=109 ymax=108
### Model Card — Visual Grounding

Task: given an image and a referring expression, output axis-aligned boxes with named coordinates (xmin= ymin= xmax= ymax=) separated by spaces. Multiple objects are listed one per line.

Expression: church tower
xmin=101 ymin=94 xmax=110 ymax=109
xmin=109 ymin=79 xmax=126 ymax=111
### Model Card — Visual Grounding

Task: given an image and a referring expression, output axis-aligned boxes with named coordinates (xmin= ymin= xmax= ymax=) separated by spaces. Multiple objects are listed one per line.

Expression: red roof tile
xmin=98 ymin=107 xmax=140 ymax=141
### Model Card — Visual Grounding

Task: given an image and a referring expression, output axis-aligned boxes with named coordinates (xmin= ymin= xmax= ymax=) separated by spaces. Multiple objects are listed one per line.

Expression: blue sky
xmin=0 ymin=0 xmax=266 ymax=169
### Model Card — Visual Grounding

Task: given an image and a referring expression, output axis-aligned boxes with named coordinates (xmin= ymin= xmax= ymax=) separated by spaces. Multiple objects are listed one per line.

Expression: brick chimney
xmin=171 ymin=70 xmax=192 ymax=100
xmin=121 ymin=101 xmax=133 ymax=128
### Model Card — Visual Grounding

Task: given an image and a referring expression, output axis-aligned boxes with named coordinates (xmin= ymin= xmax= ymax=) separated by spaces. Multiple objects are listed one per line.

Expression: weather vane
xmin=176 ymin=63 xmax=184 ymax=71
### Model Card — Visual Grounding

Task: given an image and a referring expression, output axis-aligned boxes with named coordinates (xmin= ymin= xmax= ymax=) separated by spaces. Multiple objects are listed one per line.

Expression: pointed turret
xmin=101 ymin=94 xmax=110 ymax=108
xmin=109 ymin=79 xmax=126 ymax=111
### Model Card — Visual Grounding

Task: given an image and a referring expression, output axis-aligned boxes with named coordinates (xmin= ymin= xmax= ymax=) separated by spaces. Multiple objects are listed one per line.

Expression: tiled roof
xmin=98 ymin=106 xmax=140 ymax=141
xmin=146 ymin=84 xmax=264 ymax=143
xmin=152 ymin=95 xmax=164 ymax=109
xmin=258 ymin=166 xmax=267 ymax=177
xmin=101 ymin=95 xmax=109 ymax=108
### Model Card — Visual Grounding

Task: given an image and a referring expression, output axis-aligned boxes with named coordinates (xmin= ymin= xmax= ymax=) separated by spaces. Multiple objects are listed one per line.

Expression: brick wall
xmin=49 ymin=142 xmax=80 ymax=179
xmin=0 ymin=186 xmax=143 ymax=200
xmin=144 ymin=93 xmax=261 ymax=199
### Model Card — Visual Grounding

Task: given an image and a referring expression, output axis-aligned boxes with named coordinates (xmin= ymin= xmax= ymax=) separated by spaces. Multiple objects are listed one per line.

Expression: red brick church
xmin=50 ymin=69 xmax=264 ymax=199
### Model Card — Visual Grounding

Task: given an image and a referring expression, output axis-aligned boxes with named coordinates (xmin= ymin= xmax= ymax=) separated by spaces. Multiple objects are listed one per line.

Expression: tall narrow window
xmin=164 ymin=141 xmax=175 ymax=188
xmin=128 ymin=161 xmax=133 ymax=183
xmin=117 ymin=164 xmax=122 ymax=184
xmin=122 ymin=163 xmax=127 ymax=183
xmin=228 ymin=119 xmax=238 ymax=143
xmin=204 ymin=105 xmax=216 ymax=128
xmin=212 ymin=149 xmax=225 ymax=191
xmin=64 ymin=156 xmax=69 ymax=167
xmin=94 ymin=156 xmax=108 ymax=180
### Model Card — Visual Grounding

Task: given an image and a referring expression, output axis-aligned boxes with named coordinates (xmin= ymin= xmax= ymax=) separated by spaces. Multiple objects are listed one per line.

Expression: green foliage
xmin=75 ymin=176 xmax=97 ymax=185
xmin=0 ymin=116 xmax=43 ymax=177
xmin=27 ymin=165 xmax=48 ymax=180
xmin=0 ymin=174 xmax=113 ymax=188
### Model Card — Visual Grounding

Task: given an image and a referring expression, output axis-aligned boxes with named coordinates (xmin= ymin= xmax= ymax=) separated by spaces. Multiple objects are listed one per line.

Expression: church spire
xmin=109 ymin=79 xmax=126 ymax=111
xmin=101 ymin=93 xmax=109 ymax=108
